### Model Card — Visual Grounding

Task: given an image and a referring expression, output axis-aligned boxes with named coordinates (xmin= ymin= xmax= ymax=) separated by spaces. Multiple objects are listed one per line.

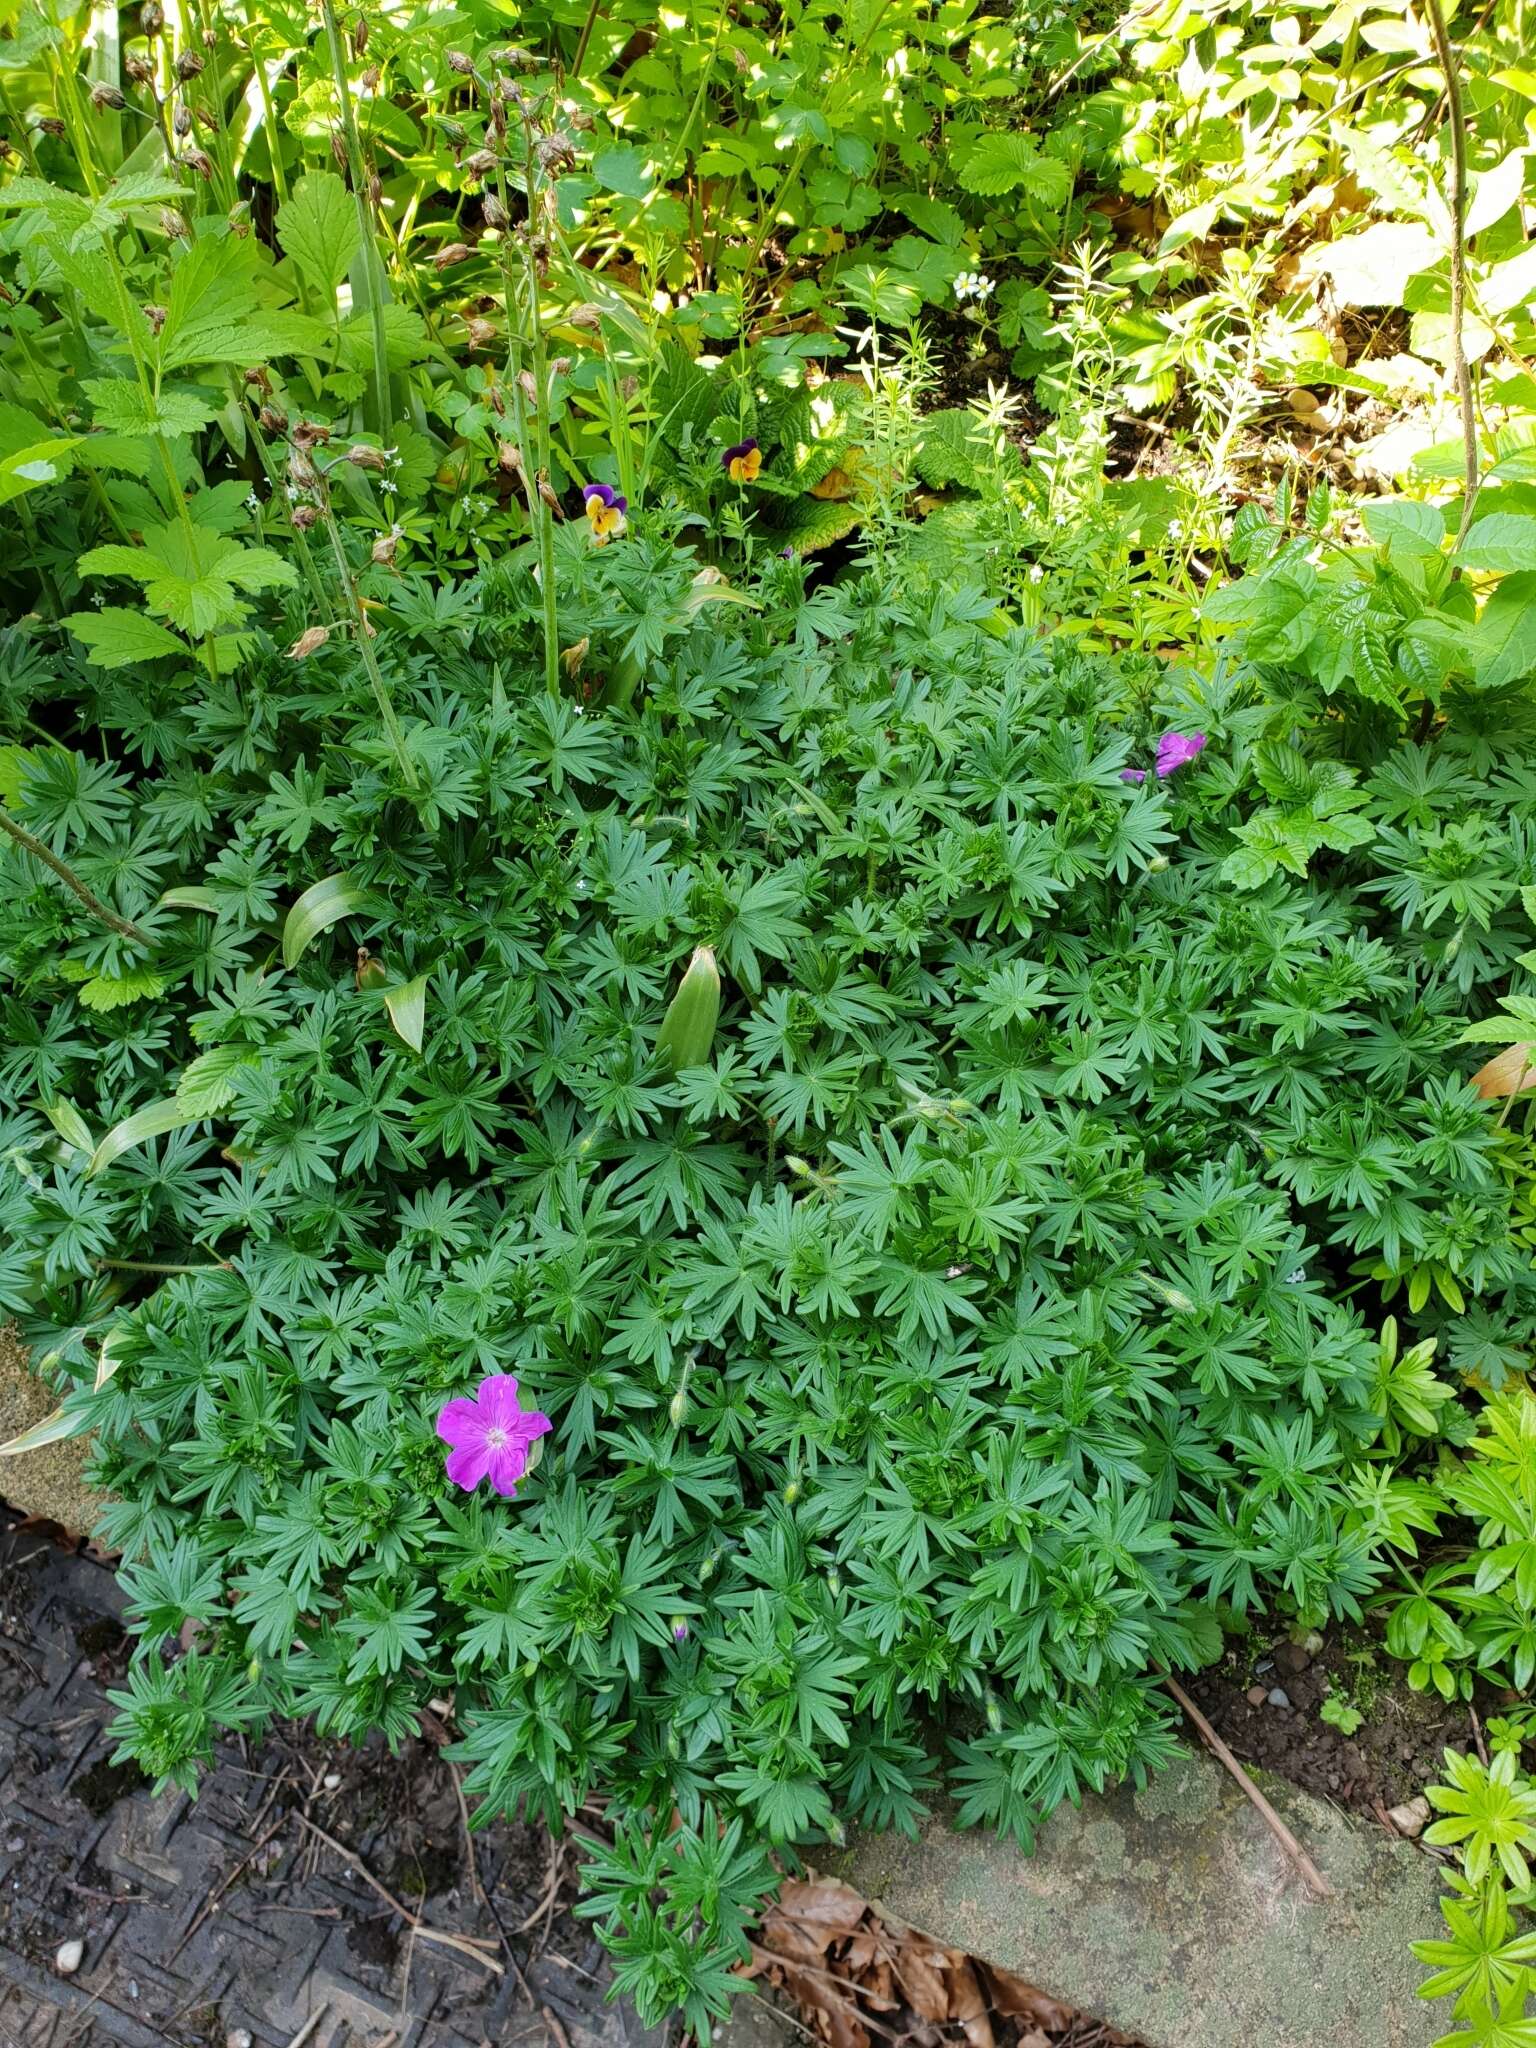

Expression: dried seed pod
xmin=536 ymin=132 xmax=577 ymax=173
xmin=433 ymin=242 xmax=472 ymax=269
xmin=181 ymin=144 xmax=214 ymax=180
xmin=351 ymin=14 xmax=367 ymax=55
xmin=258 ymin=404 xmax=288 ymax=434
xmin=517 ymin=369 xmax=538 ymax=405
xmin=140 ymin=0 xmax=162 ymax=30
xmin=90 ymin=82 xmax=126 ymax=111
xmin=537 ymin=472 xmax=561 ymax=516
xmin=38 ymin=116 xmax=68 ymax=138
xmin=370 ymin=530 xmax=398 ymax=566
xmin=330 ymin=131 xmax=348 ymax=170
xmin=345 ymin=443 xmax=389 ymax=472
xmin=496 ymin=440 xmax=524 ymax=476
xmin=124 ymin=54 xmax=155 ymax=83
xmin=286 ymin=625 xmax=330 ymax=660
xmin=172 ymin=103 xmax=190 ymax=135
xmin=244 ymin=366 xmax=271 ymax=392
xmin=566 ymin=303 xmax=602 ymax=331
xmin=462 ymin=316 xmax=496 ymax=348
xmin=290 ymin=420 xmax=331 ymax=450
xmin=445 ymin=48 xmax=475 ymax=73
xmin=549 ymin=355 xmax=572 ymax=376
xmin=290 ymin=503 xmax=319 ymax=530
xmin=174 ymin=48 xmax=203 ymax=78
xmin=438 ymin=117 xmax=467 ymax=148
xmin=560 ymin=636 xmax=589 ymax=676
xmin=288 ymin=449 xmax=320 ymax=491
xmin=142 ymin=303 xmax=168 ymax=334
xmin=159 ymin=206 xmax=190 ymax=239
xmin=463 ymin=148 xmax=498 ymax=177
xmin=482 ymin=193 xmax=507 ymax=229
xmin=366 ymin=173 xmax=381 ymax=208
xmin=201 ymin=23 xmax=215 ymax=46
xmin=360 ymin=64 xmax=380 ymax=91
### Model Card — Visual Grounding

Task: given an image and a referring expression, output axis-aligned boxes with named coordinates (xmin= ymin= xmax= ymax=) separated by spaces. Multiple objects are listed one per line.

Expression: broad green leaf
xmin=1469 ymin=571 xmax=1536 ymax=687
xmin=88 ymin=1097 xmax=203 ymax=1176
xmin=282 ymin=874 xmax=373 ymax=968
xmin=275 ymin=170 xmax=359 ymax=296
xmin=1306 ymin=221 xmax=1439 ymax=307
xmin=953 ymin=133 xmax=1072 ymax=205
xmin=43 ymin=1097 xmax=95 ymax=1154
xmin=64 ymin=608 xmax=187 ymax=668
xmin=1465 ymin=148 xmax=1530 ymax=239
xmin=159 ymin=885 xmax=219 ymax=912
xmin=83 ymin=379 xmax=216 ymax=438
xmin=1456 ymin=514 xmax=1536 ymax=575
xmin=593 ymin=145 xmax=655 ymax=199
xmin=1361 ymin=499 xmax=1446 ymax=555
xmin=176 ymin=1044 xmax=262 ymax=1114
xmin=384 ymin=972 xmax=429 ymax=1053
xmin=0 ymin=436 xmax=79 ymax=506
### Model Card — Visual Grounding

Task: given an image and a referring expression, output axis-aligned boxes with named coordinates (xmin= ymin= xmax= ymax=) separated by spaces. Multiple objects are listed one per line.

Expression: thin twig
xmin=1423 ymin=0 xmax=1479 ymax=545
xmin=1161 ymin=1675 xmax=1333 ymax=1901
xmin=0 ymin=810 xmax=153 ymax=947
xmin=1470 ymin=1703 xmax=1490 ymax=1768
xmin=297 ymin=1814 xmax=504 ymax=1974
xmin=450 ymin=1760 xmax=535 ymax=2005
xmin=284 ymin=2010 xmax=328 ymax=2048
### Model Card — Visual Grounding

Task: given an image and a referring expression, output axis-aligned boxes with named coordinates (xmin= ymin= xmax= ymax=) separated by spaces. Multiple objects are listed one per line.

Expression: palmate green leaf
xmin=952 ymin=133 xmax=1072 ymax=205
xmin=275 ymin=170 xmax=359 ymax=297
xmin=63 ymin=608 xmax=188 ymax=668
xmin=83 ymin=379 xmax=217 ymax=438
xmin=77 ymin=524 xmax=297 ymax=637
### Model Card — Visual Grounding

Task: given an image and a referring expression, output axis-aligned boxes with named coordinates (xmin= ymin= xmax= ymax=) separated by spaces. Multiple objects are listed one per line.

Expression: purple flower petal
xmin=436 ymin=1375 xmax=551 ymax=1498
xmin=583 ymin=482 xmax=616 ymax=507
xmin=1120 ymin=768 xmax=1147 ymax=784
xmin=1154 ymin=730 xmax=1206 ymax=777
xmin=721 ymin=438 xmax=758 ymax=468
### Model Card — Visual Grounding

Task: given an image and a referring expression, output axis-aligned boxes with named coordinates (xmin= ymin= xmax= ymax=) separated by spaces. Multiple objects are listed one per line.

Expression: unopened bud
xmin=1147 ymin=854 xmax=1170 ymax=872
xmin=286 ymin=625 xmax=330 ymax=660
xmin=90 ymin=82 xmax=126 ymax=110
xmin=351 ymin=13 xmax=367 ymax=54
xmin=537 ymin=473 xmax=561 ymax=515
xmin=330 ymin=130 xmax=348 ymax=170
xmin=670 ymin=1616 xmax=689 ymax=1644
xmin=668 ymin=1385 xmax=687 ymax=1427
xmin=356 ymin=948 xmax=388 ymax=989
xmin=434 ymin=241 xmax=472 ymax=269
xmin=783 ymin=1479 xmax=800 ymax=1506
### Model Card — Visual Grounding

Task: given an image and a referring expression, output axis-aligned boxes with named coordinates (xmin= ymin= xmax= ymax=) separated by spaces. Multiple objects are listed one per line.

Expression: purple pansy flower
xmin=436 ymin=1374 xmax=551 ymax=1497
xmin=582 ymin=481 xmax=627 ymax=543
xmin=722 ymin=437 xmax=762 ymax=483
xmin=1121 ymin=730 xmax=1206 ymax=784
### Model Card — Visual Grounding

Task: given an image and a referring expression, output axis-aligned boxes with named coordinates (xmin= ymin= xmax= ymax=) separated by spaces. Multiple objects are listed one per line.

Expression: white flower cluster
xmin=953 ymin=270 xmax=994 ymax=305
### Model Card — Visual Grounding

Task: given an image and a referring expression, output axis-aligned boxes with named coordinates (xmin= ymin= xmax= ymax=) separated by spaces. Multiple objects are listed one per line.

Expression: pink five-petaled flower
xmin=436 ymin=1374 xmax=551 ymax=1498
xmin=583 ymin=481 xmax=627 ymax=544
xmin=1121 ymin=730 xmax=1207 ymax=783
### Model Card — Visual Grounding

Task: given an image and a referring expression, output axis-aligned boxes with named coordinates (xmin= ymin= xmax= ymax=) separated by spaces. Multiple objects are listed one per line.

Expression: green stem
xmin=318 ymin=0 xmax=392 ymax=438
xmin=570 ymin=0 xmax=605 ymax=76
xmin=96 ymin=1256 xmax=232 ymax=1273
xmin=1423 ymin=0 xmax=1479 ymax=546
xmin=317 ymin=495 xmax=418 ymax=787
xmin=0 ymin=809 xmax=154 ymax=946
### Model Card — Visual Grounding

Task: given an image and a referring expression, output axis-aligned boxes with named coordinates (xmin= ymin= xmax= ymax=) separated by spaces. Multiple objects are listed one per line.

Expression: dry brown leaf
xmin=773 ymin=1958 xmax=870 ymax=2048
xmin=890 ymin=1934 xmax=949 ymax=2023
xmin=979 ymin=1961 xmax=1074 ymax=2033
xmin=942 ymin=1953 xmax=995 ymax=2048
xmin=762 ymin=1879 xmax=869 ymax=1962
xmin=1472 ymin=1043 xmax=1536 ymax=1099
xmin=1016 ymin=2033 xmax=1051 ymax=2048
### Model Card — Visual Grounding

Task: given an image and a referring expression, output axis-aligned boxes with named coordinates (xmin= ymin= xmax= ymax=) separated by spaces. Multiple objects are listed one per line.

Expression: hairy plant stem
xmin=1423 ymin=0 xmax=1479 ymax=546
xmin=315 ymin=490 xmax=418 ymax=788
xmin=318 ymin=0 xmax=393 ymax=439
xmin=0 ymin=810 xmax=154 ymax=947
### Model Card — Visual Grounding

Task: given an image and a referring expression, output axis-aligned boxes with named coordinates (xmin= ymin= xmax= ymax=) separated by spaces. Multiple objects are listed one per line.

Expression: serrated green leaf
xmin=275 ymin=170 xmax=359 ymax=296
xmin=64 ymin=608 xmax=188 ymax=669
xmin=78 ymin=968 xmax=168 ymax=1011
xmin=953 ymin=133 xmax=1072 ymax=204
xmin=1456 ymin=513 xmax=1536 ymax=575
xmin=83 ymin=379 xmax=216 ymax=438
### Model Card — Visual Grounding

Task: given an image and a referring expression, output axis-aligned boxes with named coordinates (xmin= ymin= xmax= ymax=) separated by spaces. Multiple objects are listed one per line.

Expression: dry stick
xmin=297 ymin=1814 xmax=504 ymax=1975
xmin=450 ymin=1760 xmax=536 ymax=2006
xmin=0 ymin=809 xmax=153 ymax=948
xmin=1423 ymin=0 xmax=1480 ymax=547
xmin=1161 ymin=1676 xmax=1334 ymax=1902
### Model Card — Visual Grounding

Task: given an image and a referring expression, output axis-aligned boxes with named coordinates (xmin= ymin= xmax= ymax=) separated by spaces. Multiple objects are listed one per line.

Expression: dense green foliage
xmin=4 ymin=0 xmax=1536 ymax=2035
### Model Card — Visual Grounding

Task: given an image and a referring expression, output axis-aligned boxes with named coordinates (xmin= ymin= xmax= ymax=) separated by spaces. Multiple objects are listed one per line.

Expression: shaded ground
xmin=1187 ymin=1624 xmax=1487 ymax=1819
xmin=0 ymin=1520 xmax=668 ymax=2048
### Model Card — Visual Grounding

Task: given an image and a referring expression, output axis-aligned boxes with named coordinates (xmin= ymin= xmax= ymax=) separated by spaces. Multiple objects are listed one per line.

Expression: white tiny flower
xmin=1028 ymin=563 xmax=1044 ymax=583
xmin=1168 ymin=518 xmax=1184 ymax=539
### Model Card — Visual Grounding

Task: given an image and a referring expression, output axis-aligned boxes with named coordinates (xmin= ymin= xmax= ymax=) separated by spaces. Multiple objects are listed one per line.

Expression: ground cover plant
xmin=2 ymin=0 xmax=1536 ymax=2039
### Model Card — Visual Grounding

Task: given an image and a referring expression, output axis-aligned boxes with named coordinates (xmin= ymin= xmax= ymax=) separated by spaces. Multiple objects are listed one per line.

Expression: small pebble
xmin=1387 ymin=1795 xmax=1431 ymax=1839
xmin=1266 ymin=1687 xmax=1291 ymax=1709
xmin=227 ymin=2030 xmax=254 ymax=2048
xmin=1245 ymin=1684 xmax=1267 ymax=1707
xmin=1274 ymin=1641 xmax=1311 ymax=1675
xmin=1254 ymin=1656 xmax=1274 ymax=1675
xmin=4 ymin=1836 xmax=22 ymax=1853
xmin=55 ymin=1939 xmax=84 ymax=1977
xmin=322 ymin=1771 xmax=342 ymax=1790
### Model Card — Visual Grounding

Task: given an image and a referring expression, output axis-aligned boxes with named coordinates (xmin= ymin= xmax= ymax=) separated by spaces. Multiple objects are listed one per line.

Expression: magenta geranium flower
xmin=1121 ymin=730 xmax=1206 ymax=783
xmin=436 ymin=1374 xmax=551 ymax=1497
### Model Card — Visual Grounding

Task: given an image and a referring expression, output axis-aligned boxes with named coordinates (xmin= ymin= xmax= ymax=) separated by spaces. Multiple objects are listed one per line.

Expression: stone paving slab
xmin=828 ymin=1753 xmax=1449 ymax=2048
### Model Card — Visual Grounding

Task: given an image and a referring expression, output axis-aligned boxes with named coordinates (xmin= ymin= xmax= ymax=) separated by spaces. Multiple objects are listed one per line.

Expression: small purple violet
xmin=722 ymin=438 xmax=762 ymax=483
xmin=582 ymin=481 xmax=627 ymax=543
xmin=436 ymin=1374 xmax=551 ymax=1498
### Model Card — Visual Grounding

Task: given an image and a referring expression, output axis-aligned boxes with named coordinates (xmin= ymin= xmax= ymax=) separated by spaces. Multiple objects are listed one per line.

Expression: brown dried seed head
xmin=140 ymin=0 xmax=163 ymax=31
xmin=446 ymin=48 xmax=475 ymax=73
xmin=287 ymin=626 xmax=330 ymax=660
xmin=482 ymin=193 xmax=508 ymax=229
xmin=244 ymin=366 xmax=271 ymax=392
xmin=0 ymin=140 xmax=12 ymax=162
xmin=367 ymin=172 xmax=382 ymax=207
xmin=496 ymin=440 xmax=524 ymax=475
xmin=535 ymin=133 xmax=577 ymax=172
xmin=173 ymin=104 xmax=191 ymax=135
xmin=290 ymin=504 xmax=320 ymax=530
xmin=330 ymin=130 xmax=348 ymax=170
xmin=566 ymin=303 xmax=602 ymax=331
xmin=182 ymin=145 xmax=214 ymax=180
xmin=549 ymin=356 xmax=572 ymax=376
xmin=258 ymin=404 xmax=289 ymax=434
xmin=90 ymin=82 xmax=127 ymax=110
xmin=142 ymin=303 xmax=168 ymax=334
xmin=560 ymin=637 xmax=589 ymax=675
xmin=537 ymin=475 xmax=561 ymax=514
xmin=174 ymin=48 xmax=203 ymax=78
xmin=159 ymin=206 xmax=190 ymax=239
xmin=37 ymin=117 xmax=68 ymax=138
xmin=351 ymin=14 xmax=368 ymax=54
xmin=517 ymin=369 xmax=538 ymax=405
xmin=124 ymin=54 xmax=154 ymax=82
xmin=370 ymin=531 xmax=398 ymax=566
xmin=463 ymin=316 xmax=496 ymax=348
xmin=463 ymin=148 xmax=498 ymax=176
xmin=346 ymin=443 xmax=390 ymax=472
xmin=290 ymin=420 xmax=331 ymax=449
xmin=361 ymin=64 xmax=381 ymax=90
xmin=433 ymin=242 xmax=473 ymax=269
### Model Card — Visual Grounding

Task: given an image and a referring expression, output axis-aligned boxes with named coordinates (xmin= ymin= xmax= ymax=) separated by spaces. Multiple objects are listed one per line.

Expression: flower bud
xmin=668 ymin=1385 xmax=687 ymax=1427
xmin=286 ymin=625 xmax=329 ymax=660
xmin=670 ymin=1616 xmax=689 ymax=1644
xmin=1147 ymin=854 xmax=1170 ymax=872
xmin=351 ymin=13 xmax=367 ymax=54
xmin=783 ymin=1478 xmax=800 ymax=1506
xmin=356 ymin=948 xmax=388 ymax=989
